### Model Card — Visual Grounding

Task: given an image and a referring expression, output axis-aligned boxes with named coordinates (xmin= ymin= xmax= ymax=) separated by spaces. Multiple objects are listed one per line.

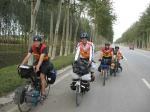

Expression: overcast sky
xmin=113 ymin=0 xmax=150 ymax=42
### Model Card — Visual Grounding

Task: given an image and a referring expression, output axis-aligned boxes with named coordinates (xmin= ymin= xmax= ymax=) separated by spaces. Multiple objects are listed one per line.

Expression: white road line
xmin=142 ymin=78 xmax=150 ymax=89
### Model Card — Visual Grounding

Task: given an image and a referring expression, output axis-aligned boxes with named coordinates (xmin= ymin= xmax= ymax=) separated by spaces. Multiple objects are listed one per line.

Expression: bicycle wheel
xmin=17 ymin=86 xmax=32 ymax=112
xmin=103 ymin=71 xmax=106 ymax=86
xmin=76 ymin=85 xmax=80 ymax=106
xmin=110 ymin=68 xmax=113 ymax=76
xmin=114 ymin=70 xmax=116 ymax=77
xmin=114 ymin=63 xmax=118 ymax=76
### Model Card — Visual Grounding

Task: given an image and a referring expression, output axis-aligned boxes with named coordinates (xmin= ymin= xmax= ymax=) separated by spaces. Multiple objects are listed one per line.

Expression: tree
xmin=28 ymin=0 xmax=41 ymax=65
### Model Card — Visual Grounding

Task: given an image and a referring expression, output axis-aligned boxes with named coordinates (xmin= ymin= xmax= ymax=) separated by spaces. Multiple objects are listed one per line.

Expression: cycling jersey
xmin=30 ymin=43 xmax=49 ymax=61
xmin=101 ymin=47 xmax=113 ymax=58
xmin=75 ymin=42 xmax=92 ymax=62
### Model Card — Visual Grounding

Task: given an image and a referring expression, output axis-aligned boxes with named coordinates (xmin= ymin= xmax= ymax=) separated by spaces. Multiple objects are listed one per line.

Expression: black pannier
xmin=72 ymin=60 xmax=90 ymax=76
xmin=18 ymin=65 xmax=34 ymax=78
xmin=47 ymin=69 xmax=57 ymax=84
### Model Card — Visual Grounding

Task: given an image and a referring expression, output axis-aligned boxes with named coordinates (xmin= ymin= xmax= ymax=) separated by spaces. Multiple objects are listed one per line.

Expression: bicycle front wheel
xmin=76 ymin=85 xmax=80 ymax=106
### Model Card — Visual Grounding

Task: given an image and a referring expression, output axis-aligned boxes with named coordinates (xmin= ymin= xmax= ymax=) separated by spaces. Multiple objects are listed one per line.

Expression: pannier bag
xmin=18 ymin=65 xmax=34 ymax=78
xmin=14 ymin=86 xmax=26 ymax=104
xmin=47 ymin=69 xmax=57 ymax=84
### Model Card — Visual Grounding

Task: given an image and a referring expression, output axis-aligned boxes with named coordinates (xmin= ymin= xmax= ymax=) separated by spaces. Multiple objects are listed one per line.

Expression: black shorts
xmin=39 ymin=61 xmax=54 ymax=76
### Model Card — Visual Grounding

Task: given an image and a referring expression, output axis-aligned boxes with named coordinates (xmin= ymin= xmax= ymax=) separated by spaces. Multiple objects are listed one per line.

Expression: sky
xmin=113 ymin=0 xmax=150 ymax=42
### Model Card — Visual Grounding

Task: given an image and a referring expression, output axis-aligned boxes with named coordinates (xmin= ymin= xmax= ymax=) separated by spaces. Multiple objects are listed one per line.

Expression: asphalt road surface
xmin=5 ymin=47 xmax=150 ymax=112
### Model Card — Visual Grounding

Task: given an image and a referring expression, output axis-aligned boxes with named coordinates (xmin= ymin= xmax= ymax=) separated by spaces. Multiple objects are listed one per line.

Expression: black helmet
xmin=105 ymin=43 xmax=110 ymax=46
xmin=80 ymin=33 xmax=88 ymax=39
xmin=115 ymin=46 xmax=119 ymax=49
xmin=33 ymin=35 xmax=42 ymax=42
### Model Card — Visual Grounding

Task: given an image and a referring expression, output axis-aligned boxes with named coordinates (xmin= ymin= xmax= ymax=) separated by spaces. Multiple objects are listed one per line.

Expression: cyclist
xmin=21 ymin=35 xmax=55 ymax=100
xmin=71 ymin=33 xmax=94 ymax=91
xmin=99 ymin=43 xmax=113 ymax=73
xmin=113 ymin=46 xmax=123 ymax=71
xmin=75 ymin=33 xmax=95 ymax=81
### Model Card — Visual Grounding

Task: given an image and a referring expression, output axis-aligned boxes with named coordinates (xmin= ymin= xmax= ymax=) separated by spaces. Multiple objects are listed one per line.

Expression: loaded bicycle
xmin=14 ymin=65 xmax=56 ymax=112
xmin=98 ymin=59 xmax=111 ymax=86
xmin=71 ymin=59 xmax=91 ymax=106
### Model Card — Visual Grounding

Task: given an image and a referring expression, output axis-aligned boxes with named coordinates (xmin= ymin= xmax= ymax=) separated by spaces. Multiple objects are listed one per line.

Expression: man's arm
xmin=89 ymin=45 xmax=92 ymax=63
xmin=36 ymin=46 xmax=48 ymax=72
xmin=36 ymin=53 xmax=45 ymax=72
xmin=21 ymin=53 xmax=32 ymax=65
xmin=100 ymin=49 xmax=103 ymax=60
xmin=75 ymin=45 xmax=80 ymax=61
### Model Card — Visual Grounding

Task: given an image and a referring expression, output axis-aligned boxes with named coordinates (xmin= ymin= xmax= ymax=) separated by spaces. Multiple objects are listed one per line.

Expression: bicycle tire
xmin=103 ymin=71 xmax=106 ymax=86
xmin=110 ymin=69 xmax=113 ymax=76
xmin=76 ymin=85 xmax=80 ymax=106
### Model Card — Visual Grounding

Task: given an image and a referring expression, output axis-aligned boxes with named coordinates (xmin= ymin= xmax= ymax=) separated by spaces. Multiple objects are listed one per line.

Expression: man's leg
xmin=118 ymin=62 xmax=122 ymax=71
xmin=40 ymin=73 xmax=46 ymax=96
xmin=90 ymin=62 xmax=95 ymax=82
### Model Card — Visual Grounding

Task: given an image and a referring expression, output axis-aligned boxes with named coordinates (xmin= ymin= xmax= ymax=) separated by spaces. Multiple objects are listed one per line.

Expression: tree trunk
xmin=59 ymin=7 xmax=67 ymax=56
xmin=68 ymin=17 xmax=72 ymax=54
xmin=28 ymin=0 xmax=41 ymax=65
xmin=73 ymin=19 xmax=79 ymax=54
xmin=146 ymin=31 xmax=149 ymax=49
xmin=64 ymin=0 xmax=70 ymax=56
xmin=48 ymin=10 xmax=54 ymax=57
xmin=142 ymin=33 xmax=145 ymax=49
xmin=28 ymin=0 xmax=41 ymax=49
xmin=51 ymin=0 xmax=63 ymax=59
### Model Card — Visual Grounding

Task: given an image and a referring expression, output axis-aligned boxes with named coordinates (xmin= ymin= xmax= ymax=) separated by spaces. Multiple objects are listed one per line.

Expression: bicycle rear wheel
xmin=103 ymin=71 xmax=106 ymax=86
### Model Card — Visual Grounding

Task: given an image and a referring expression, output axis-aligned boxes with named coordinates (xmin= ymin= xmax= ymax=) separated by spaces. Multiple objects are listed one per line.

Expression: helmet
xmin=80 ymin=33 xmax=88 ymax=39
xmin=115 ymin=46 xmax=119 ymax=49
xmin=33 ymin=35 xmax=42 ymax=42
xmin=105 ymin=43 xmax=110 ymax=46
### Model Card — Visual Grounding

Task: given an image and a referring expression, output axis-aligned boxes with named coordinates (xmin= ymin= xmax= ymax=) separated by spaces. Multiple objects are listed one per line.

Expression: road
xmin=5 ymin=47 xmax=150 ymax=112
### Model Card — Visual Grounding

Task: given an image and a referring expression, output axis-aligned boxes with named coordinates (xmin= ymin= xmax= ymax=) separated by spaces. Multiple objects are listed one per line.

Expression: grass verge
xmin=0 ymin=54 xmax=74 ymax=97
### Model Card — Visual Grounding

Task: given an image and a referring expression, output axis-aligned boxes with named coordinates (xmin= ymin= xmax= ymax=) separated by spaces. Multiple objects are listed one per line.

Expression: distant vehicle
xmin=129 ymin=44 xmax=134 ymax=50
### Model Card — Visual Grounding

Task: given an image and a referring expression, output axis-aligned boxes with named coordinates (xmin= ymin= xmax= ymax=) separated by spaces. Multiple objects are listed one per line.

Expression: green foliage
xmin=51 ymin=54 xmax=74 ymax=70
xmin=0 ymin=65 xmax=24 ymax=96
xmin=79 ymin=0 xmax=116 ymax=42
